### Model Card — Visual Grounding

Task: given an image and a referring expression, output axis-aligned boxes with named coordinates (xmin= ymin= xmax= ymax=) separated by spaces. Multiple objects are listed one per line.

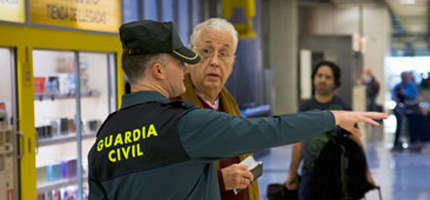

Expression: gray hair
xmin=189 ymin=18 xmax=239 ymax=53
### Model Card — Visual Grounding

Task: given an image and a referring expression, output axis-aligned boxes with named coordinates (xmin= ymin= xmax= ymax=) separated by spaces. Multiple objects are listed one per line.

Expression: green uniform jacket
xmin=88 ymin=91 xmax=335 ymax=200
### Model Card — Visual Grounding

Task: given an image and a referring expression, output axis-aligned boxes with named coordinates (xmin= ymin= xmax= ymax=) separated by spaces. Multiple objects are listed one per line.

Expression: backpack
xmin=367 ymin=78 xmax=380 ymax=97
xmin=372 ymin=78 xmax=380 ymax=95
xmin=310 ymin=135 xmax=374 ymax=200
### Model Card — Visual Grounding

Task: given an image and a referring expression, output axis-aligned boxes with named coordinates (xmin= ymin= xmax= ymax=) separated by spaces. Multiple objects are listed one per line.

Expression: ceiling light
xmin=399 ymin=0 xmax=415 ymax=4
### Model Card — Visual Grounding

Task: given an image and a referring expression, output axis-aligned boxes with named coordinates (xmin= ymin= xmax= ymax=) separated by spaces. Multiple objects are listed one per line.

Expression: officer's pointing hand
xmin=330 ymin=111 xmax=388 ymax=137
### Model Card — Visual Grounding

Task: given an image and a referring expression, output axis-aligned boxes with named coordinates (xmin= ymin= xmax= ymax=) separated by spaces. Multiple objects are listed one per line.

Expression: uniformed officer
xmin=87 ymin=20 xmax=387 ymax=200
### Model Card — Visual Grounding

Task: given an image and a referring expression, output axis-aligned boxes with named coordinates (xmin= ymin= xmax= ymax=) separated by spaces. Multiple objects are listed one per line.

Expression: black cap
xmin=120 ymin=20 xmax=200 ymax=64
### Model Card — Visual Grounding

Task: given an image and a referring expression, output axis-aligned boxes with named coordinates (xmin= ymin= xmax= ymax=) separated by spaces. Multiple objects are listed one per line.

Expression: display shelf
xmin=38 ymin=132 xmax=96 ymax=147
xmin=34 ymin=91 xmax=100 ymax=101
xmin=37 ymin=176 xmax=88 ymax=193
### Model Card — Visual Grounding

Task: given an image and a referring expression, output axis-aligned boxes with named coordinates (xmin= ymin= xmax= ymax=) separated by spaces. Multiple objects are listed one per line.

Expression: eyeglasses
xmin=194 ymin=47 xmax=234 ymax=63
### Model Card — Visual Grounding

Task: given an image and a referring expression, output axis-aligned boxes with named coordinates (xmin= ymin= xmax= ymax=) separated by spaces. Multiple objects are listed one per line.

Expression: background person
xmin=286 ymin=61 xmax=375 ymax=200
xmin=358 ymin=68 xmax=380 ymax=112
xmin=391 ymin=71 xmax=418 ymax=151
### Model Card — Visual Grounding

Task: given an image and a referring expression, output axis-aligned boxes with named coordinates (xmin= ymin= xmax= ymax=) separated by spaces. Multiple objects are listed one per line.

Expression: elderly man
xmin=87 ymin=20 xmax=386 ymax=200
xmin=178 ymin=18 xmax=258 ymax=200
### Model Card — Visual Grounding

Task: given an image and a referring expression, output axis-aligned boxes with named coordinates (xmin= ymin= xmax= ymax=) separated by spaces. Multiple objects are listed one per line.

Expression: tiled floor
xmin=255 ymin=116 xmax=430 ymax=200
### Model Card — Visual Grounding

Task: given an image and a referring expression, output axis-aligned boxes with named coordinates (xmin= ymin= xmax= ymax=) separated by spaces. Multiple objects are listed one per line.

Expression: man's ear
xmin=150 ymin=62 xmax=165 ymax=80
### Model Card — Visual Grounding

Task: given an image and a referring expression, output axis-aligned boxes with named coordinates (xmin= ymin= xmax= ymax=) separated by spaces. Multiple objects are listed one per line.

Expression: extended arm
xmin=178 ymin=109 xmax=386 ymax=160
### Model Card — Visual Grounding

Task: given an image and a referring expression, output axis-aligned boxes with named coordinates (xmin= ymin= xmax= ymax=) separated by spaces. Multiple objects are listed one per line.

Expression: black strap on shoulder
xmin=161 ymin=99 xmax=195 ymax=109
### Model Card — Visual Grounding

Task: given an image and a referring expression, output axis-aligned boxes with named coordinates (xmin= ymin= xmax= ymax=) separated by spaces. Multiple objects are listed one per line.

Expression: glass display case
xmin=0 ymin=47 xmax=19 ymax=200
xmin=33 ymin=50 xmax=117 ymax=199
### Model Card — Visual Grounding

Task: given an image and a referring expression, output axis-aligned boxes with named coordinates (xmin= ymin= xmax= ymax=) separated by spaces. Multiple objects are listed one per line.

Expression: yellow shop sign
xmin=0 ymin=0 xmax=25 ymax=23
xmin=30 ymin=0 xmax=121 ymax=33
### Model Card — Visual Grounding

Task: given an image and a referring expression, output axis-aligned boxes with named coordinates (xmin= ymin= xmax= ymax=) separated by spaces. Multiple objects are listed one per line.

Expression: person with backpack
xmin=359 ymin=68 xmax=380 ymax=112
xmin=285 ymin=61 xmax=376 ymax=200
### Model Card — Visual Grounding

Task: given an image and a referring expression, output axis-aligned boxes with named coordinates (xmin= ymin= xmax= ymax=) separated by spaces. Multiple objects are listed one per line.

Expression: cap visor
xmin=171 ymin=46 xmax=200 ymax=64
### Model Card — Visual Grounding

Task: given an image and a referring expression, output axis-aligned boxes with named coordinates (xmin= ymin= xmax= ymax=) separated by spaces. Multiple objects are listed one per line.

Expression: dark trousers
xmin=299 ymin=170 xmax=314 ymax=200
xmin=366 ymin=96 xmax=376 ymax=111
xmin=393 ymin=105 xmax=405 ymax=148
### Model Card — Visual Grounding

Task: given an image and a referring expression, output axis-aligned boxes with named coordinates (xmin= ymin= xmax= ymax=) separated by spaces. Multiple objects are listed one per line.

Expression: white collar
xmin=196 ymin=92 xmax=219 ymax=110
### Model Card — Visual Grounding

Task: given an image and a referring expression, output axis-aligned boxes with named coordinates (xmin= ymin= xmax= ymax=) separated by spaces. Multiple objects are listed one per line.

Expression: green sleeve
xmin=177 ymin=109 xmax=335 ymax=160
xmin=88 ymin=179 xmax=108 ymax=200
xmin=88 ymin=152 xmax=108 ymax=200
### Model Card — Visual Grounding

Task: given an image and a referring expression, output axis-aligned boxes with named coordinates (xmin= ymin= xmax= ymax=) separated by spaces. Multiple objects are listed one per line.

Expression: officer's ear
xmin=150 ymin=62 xmax=165 ymax=80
